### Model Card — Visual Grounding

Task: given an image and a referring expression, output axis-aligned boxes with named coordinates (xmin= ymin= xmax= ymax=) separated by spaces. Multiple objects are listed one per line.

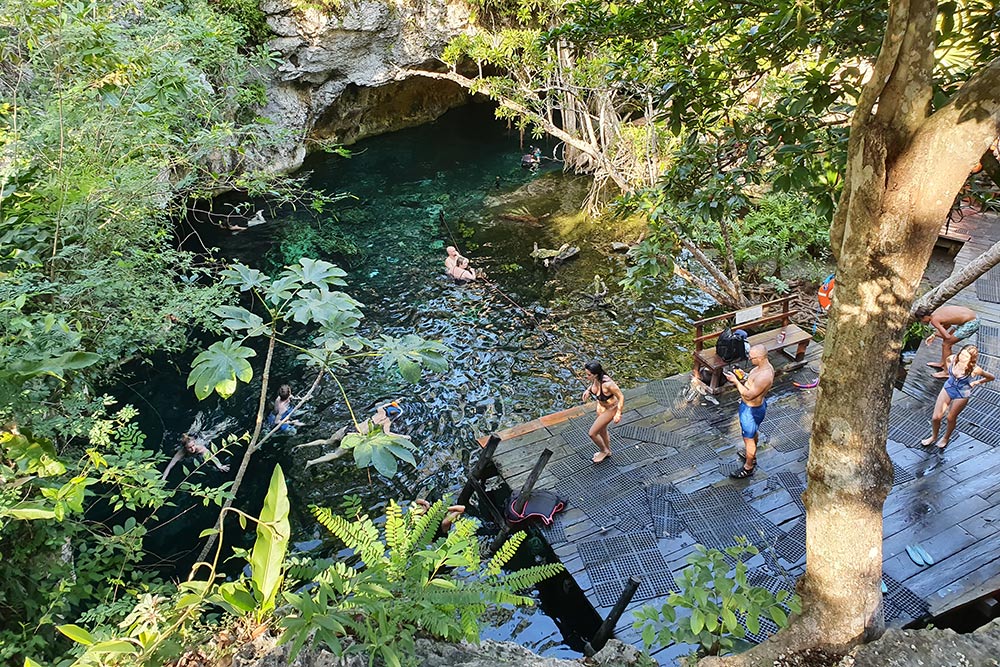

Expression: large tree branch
xmin=911 ymin=234 xmax=1000 ymax=315
xmin=874 ymin=0 xmax=937 ymax=150
xmin=677 ymin=236 xmax=747 ymax=305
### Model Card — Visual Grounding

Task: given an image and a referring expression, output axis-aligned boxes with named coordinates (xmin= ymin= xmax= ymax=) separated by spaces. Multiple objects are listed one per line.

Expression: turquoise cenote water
xmin=126 ymin=102 xmax=713 ymax=656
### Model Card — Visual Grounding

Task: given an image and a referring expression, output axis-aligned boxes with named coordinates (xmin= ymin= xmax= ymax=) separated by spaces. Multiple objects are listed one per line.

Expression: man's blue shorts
xmin=738 ymin=400 xmax=767 ymax=439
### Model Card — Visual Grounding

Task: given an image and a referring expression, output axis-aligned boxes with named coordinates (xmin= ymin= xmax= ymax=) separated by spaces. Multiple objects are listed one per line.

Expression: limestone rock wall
xmin=254 ymin=0 xmax=476 ymax=173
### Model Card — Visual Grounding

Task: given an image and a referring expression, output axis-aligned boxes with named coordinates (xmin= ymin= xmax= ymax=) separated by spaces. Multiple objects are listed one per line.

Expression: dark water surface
xmin=128 ymin=103 xmax=712 ymax=656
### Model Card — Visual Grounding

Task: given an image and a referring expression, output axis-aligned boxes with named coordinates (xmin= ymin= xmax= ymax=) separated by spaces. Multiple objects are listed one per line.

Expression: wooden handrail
xmin=693 ymin=311 xmax=797 ymax=345
xmin=691 ymin=295 xmax=794 ymax=329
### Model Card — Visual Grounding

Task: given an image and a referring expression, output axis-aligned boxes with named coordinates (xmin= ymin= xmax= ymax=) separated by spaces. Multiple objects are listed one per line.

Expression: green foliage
xmin=212 ymin=465 xmax=291 ymax=622
xmin=192 ymin=259 xmax=448 ymax=479
xmin=633 ymin=542 xmax=801 ymax=657
xmin=341 ymin=423 xmax=418 ymax=478
xmin=209 ymin=0 xmax=272 ymax=46
xmin=280 ymin=501 xmax=564 ymax=665
xmin=0 ymin=409 xmax=183 ymax=665
xmin=729 ymin=194 xmax=829 ymax=282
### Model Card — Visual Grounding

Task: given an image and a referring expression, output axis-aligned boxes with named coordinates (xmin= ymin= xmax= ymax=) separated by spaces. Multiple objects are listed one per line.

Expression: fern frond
xmin=445 ymin=517 xmax=481 ymax=570
xmin=311 ymin=504 xmax=385 ymax=568
xmin=384 ymin=500 xmax=405 ymax=554
xmin=285 ymin=556 xmax=336 ymax=582
xmin=485 ymin=529 xmax=526 ymax=575
xmin=500 ymin=562 xmax=564 ymax=592
xmin=404 ymin=500 xmax=448 ymax=556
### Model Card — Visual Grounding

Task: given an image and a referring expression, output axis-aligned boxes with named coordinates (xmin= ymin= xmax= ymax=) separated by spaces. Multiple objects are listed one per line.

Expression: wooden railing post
xmin=514 ymin=448 xmax=553 ymax=514
xmin=584 ymin=576 xmax=641 ymax=656
xmin=467 ymin=477 xmax=506 ymax=526
xmin=457 ymin=434 xmax=501 ymax=507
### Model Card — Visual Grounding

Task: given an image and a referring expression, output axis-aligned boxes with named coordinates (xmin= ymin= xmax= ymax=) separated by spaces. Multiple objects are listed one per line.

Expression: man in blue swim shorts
xmin=723 ymin=345 xmax=774 ymax=479
xmin=916 ymin=304 xmax=980 ymax=379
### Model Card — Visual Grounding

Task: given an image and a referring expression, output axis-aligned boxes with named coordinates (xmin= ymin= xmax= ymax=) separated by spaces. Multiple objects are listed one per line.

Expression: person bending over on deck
xmin=921 ymin=344 xmax=995 ymax=449
xmin=449 ymin=256 xmax=477 ymax=282
xmin=267 ymin=384 xmax=304 ymax=431
xmin=724 ymin=345 xmax=774 ymax=479
xmin=582 ymin=361 xmax=624 ymax=463
xmin=916 ymin=304 xmax=980 ymax=378
xmin=162 ymin=434 xmax=230 ymax=480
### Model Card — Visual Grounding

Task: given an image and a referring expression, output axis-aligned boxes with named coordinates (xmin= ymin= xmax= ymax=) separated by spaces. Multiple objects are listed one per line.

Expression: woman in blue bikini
xmin=921 ymin=345 xmax=994 ymax=449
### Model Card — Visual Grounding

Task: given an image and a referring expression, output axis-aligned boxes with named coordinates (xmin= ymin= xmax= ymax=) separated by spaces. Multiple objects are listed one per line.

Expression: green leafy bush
xmin=633 ymin=542 xmax=801 ymax=658
xmin=280 ymin=500 xmax=564 ymax=667
xmin=730 ymin=193 xmax=829 ymax=281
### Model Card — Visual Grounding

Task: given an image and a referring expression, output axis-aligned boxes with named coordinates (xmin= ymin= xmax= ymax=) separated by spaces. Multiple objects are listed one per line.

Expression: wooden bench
xmin=692 ymin=296 xmax=812 ymax=394
xmin=935 ymin=222 xmax=971 ymax=257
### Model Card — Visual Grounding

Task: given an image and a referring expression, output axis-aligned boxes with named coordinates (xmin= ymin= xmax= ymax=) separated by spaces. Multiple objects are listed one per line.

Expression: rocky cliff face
xmin=255 ymin=0 xmax=475 ymax=173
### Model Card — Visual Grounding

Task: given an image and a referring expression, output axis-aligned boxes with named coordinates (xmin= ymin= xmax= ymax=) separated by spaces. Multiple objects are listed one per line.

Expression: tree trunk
xmin=702 ymin=1 xmax=1000 ymax=663
xmin=911 ymin=235 xmax=1000 ymax=315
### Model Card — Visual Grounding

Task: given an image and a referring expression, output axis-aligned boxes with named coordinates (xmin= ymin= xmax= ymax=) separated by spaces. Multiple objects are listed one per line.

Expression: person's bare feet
xmin=932 ymin=371 xmax=949 ymax=379
xmin=592 ymin=450 xmax=611 ymax=463
xmin=926 ymin=362 xmax=944 ymax=369
xmin=936 ymin=439 xmax=949 ymax=449
xmin=920 ymin=436 xmax=936 ymax=446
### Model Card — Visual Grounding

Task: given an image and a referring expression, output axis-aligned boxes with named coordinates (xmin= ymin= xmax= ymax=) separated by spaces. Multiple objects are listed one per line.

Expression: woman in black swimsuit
xmin=581 ymin=361 xmax=625 ymax=463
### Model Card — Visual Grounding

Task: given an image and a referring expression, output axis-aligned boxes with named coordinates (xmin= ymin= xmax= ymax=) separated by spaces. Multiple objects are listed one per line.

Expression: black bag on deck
xmin=716 ymin=328 xmax=748 ymax=362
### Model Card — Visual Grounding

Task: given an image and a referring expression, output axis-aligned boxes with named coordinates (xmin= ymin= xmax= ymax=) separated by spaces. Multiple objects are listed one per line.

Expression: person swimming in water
xmin=267 ymin=384 xmax=304 ymax=432
xmin=162 ymin=433 xmax=230 ymax=480
xmin=302 ymin=401 xmax=407 ymax=468
xmin=448 ymin=256 xmax=477 ymax=282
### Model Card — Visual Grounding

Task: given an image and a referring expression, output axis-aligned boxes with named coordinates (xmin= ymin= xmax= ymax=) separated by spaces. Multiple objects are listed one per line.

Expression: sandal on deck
xmin=729 ymin=465 xmax=755 ymax=479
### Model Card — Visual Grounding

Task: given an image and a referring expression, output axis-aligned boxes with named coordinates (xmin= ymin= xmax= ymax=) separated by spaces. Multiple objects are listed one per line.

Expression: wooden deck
xmin=486 ymin=211 xmax=1000 ymax=665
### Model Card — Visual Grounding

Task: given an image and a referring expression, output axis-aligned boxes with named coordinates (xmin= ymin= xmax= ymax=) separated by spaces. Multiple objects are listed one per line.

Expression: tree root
xmin=698 ymin=616 xmax=855 ymax=667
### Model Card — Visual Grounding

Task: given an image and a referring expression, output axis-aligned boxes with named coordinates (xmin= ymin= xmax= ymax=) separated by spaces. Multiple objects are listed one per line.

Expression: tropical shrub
xmin=280 ymin=500 xmax=565 ymax=666
xmin=633 ymin=542 xmax=801 ymax=658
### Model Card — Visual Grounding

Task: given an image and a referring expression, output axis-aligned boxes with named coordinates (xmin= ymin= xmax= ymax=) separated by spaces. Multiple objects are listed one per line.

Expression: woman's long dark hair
xmin=585 ymin=361 xmax=606 ymax=380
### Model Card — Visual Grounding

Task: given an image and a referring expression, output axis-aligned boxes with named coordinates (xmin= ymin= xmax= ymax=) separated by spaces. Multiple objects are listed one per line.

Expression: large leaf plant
xmin=189 ymin=257 xmax=449 ymax=562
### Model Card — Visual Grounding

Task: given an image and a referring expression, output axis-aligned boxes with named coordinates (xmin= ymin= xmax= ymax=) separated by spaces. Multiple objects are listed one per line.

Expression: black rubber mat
xmin=975 ymin=275 xmax=1000 ymax=304
xmin=668 ymin=486 xmax=783 ymax=549
xmin=888 ymin=406 xmax=935 ymax=448
xmin=773 ymin=520 xmax=806 ymax=563
xmin=647 ymin=377 xmax=690 ymax=406
xmin=883 ymin=575 xmax=930 ymax=622
xmin=758 ymin=411 xmax=811 ymax=453
xmin=964 ymin=402 xmax=1000 ymax=447
xmin=617 ymin=424 xmax=679 ymax=447
xmin=579 ymin=531 xmax=677 ymax=606
xmin=769 ymin=471 xmax=807 ymax=512
xmin=607 ymin=486 xmax=654 ymax=533
xmin=648 ymin=484 xmax=687 ymax=538
xmin=537 ymin=515 xmax=567 ymax=545
xmin=892 ymin=461 xmax=916 ymax=485
xmin=610 ymin=439 xmax=672 ymax=466
xmin=976 ymin=324 xmax=1000 ymax=355
xmin=655 ymin=442 xmax=719 ymax=476
xmin=547 ymin=457 xmax=593 ymax=480
xmin=555 ymin=468 xmax=647 ymax=527
xmin=560 ymin=426 xmax=627 ymax=462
